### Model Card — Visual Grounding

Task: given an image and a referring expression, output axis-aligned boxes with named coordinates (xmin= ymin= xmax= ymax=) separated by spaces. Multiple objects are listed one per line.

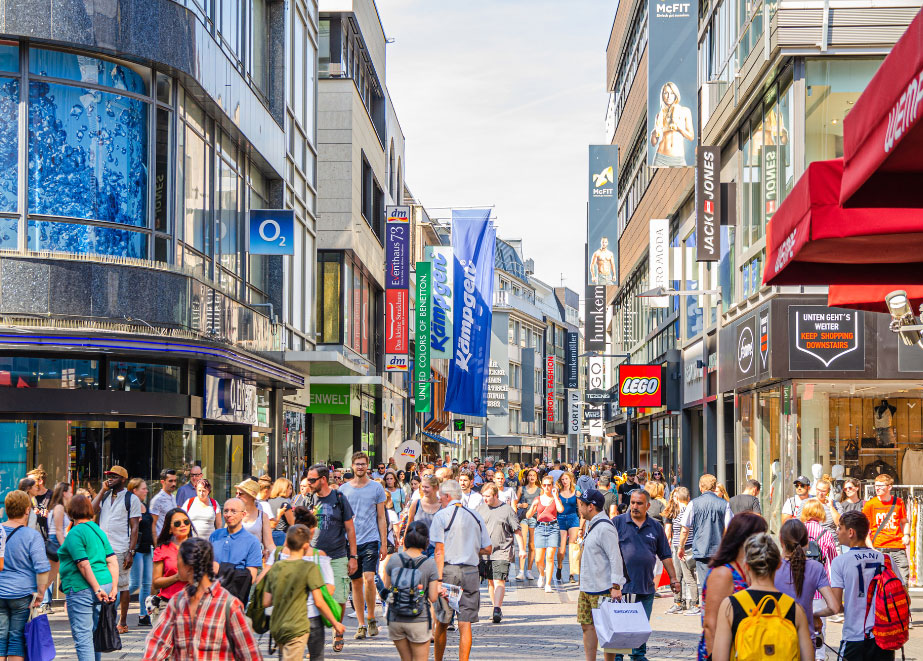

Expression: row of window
xmin=0 ymin=357 xmax=180 ymax=392
xmin=610 ymin=1 xmax=648 ymax=129
xmin=315 ymin=251 xmax=376 ymax=363
xmin=617 ymin=126 xmax=650 ymax=238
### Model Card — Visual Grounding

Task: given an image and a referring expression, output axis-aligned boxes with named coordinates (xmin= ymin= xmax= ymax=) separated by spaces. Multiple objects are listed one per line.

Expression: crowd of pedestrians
xmin=0 ymin=456 xmax=914 ymax=660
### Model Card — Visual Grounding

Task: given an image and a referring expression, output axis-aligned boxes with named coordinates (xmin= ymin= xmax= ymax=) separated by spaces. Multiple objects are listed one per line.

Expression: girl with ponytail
xmin=142 ymin=538 xmax=262 ymax=659
xmin=774 ymin=519 xmax=840 ymax=658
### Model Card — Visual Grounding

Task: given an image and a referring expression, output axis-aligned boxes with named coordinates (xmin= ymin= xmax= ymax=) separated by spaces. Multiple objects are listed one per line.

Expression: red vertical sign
xmin=546 ymin=356 xmax=555 ymax=422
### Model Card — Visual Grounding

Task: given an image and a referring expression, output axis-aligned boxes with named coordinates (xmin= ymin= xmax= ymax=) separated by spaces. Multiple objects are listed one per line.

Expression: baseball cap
xmin=578 ymin=488 xmax=606 ymax=511
xmin=793 ymin=475 xmax=811 ymax=486
xmin=626 ymin=468 xmax=638 ymax=477
xmin=105 ymin=465 xmax=128 ymax=479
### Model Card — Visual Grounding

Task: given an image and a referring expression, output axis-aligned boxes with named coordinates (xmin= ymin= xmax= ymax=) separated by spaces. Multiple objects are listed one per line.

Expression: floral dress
xmin=698 ymin=562 xmax=748 ymax=661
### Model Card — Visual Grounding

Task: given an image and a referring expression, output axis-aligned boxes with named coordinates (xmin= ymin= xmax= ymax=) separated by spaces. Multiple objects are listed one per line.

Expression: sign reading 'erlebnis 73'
xmin=647 ymin=0 xmax=697 ymax=169
xmin=385 ymin=205 xmax=411 ymax=372
xmin=789 ymin=306 xmax=865 ymax=371
xmin=249 ymin=209 xmax=295 ymax=255
xmin=617 ymin=364 xmax=664 ymax=407
xmin=415 ymin=261 xmax=431 ymax=411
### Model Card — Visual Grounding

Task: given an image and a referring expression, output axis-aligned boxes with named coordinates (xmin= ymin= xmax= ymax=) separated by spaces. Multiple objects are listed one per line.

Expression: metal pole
xmin=715 ymin=296 xmax=726 ymax=486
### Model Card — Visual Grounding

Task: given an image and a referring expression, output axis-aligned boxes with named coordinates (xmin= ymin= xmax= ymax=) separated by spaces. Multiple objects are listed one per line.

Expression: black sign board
xmin=789 ymin=306 xmax=864 ymax=371
xmin=759 ymin=308 xmax=770 ymax=372
xmin=584 ymin=408 xmax=602 ymax=421
xmin=736 ymin=316 xmax=756 ymax=381
xmin=585 ymin=285 xmax=606 ymax=351
xmin=696 ymin=145 xmax=720 ymax=261
xmin=585 ymin=389 xmax=609 ymax=403
xmin=565 ymin=331 xmax=579 ymax=389
xmin=453 ymin=419 xmax=465 ymax=432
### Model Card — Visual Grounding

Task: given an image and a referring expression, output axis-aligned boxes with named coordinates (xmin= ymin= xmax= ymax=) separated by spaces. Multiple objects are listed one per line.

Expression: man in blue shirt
xmin=613 ymin=489 xmax=680 ymax=661
xmin=209 ymin=497 xmax=262 ymax=603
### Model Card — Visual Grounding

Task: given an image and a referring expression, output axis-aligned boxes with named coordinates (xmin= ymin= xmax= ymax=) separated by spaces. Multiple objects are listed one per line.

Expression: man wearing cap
xmin=175 ymin=465 xmax=203 ymax=505
xmin=782 ymin=475 xmax=813 ymax=523
xmin=92 ymin=465 xmax=140 ymax=633
xmin=576 ymin=488 xmax=625 ymax=661
xmin=618 ymin=468 xmax=639 ymax=506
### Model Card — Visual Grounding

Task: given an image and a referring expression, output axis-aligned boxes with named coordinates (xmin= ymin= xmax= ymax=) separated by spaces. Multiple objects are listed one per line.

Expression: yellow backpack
xmin=730 ymin=591 xmax=799 ymax=661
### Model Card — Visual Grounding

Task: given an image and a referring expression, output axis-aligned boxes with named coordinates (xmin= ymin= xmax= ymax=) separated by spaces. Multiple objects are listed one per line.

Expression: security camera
xmin=885 ymin=290 xmax=923 ymax=346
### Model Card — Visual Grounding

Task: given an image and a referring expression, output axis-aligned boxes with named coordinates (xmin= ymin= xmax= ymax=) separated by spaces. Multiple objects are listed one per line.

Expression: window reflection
xmin=0 ymin=357 xmax=99 ymax=389
xmin=27 ymin=220 xmax=146 ymax=258
xmin=108 ymin=361 xmax=180 ymax=393
xmin=29 ymin=48 xmax=148 ymax=95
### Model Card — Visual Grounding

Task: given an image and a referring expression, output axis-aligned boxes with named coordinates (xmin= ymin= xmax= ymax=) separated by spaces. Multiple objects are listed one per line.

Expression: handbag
xmin=313 ymin=551 xmax=342 ymax=627
xmin=44 ymin=535 xmax=61 ymax=562
xmin=93 ymin=600 xmax=122 ymax=653
xmin=591 ymin=597 xmax=652 ymax=651
xmin=25 ymin=611 xmax=56 ymax=661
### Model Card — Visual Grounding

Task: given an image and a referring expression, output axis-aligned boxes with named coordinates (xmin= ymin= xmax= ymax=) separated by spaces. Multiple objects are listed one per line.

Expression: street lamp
xmin=635 ymin=286 xmax=728 ymax=485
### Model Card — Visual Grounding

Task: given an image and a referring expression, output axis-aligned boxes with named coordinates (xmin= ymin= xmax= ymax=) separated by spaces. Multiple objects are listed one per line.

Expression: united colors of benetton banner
xmin=445 ymin=209 xmax=496 ymax=417
xmin=588 ymin=145 xmax=619 ymax=286
xmin=648 ymin=0 xmax=697 ymax=168
xmin=415 ymin=261 xmax=431 ymax=412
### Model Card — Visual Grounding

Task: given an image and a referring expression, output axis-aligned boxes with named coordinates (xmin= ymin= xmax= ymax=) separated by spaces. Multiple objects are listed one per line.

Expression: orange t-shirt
xmin=863 ymin=496 xmax=907 ymax=548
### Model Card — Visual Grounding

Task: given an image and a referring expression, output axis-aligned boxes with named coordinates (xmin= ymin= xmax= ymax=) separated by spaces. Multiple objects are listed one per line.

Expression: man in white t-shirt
xmin=830 ymin=510 xmax=904 ymax=661
xmin=149 ymin=468 xmax=178 ymax=536
xmin=781 ymin=475 xmax=812 ymax=522
xmin=492 ymin=471 xmax=517 ymax=508
xmin=459 ymin=470 xmax=483 ymax=509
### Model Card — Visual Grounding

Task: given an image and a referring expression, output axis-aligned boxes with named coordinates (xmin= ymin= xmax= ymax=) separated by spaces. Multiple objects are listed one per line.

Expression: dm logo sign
xmin=249 ymin=209 xmax=295 ymax=255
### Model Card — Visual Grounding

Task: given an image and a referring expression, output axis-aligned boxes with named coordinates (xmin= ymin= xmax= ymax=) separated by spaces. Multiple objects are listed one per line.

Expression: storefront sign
xmin=568 ymin=389 xmax=581 ymax=439
xmin=588 ymin=355 xmax=607 ymax=400
xmin=385 ymin=289 xmax=409 ymax=371
xmin=696 ymin=145 xmax=720 ymax=261
xmin=759 ymin=308 xmax=770 ymax=371
xmin=392 ymin=439 xmax=422 ymax=465
xmin=585 ymin=285 xmax=607 ymax=351
xmin=386 ymin=206 xmax=410 ymax=288
xmin=546 ymin=356 xmax=555 ymax=422
xmin=487 ymin=359 xmax=508 ymax=410
xmin=304 ymin=384 xmax=359 ymax=416
xmin=789 ymin=306 xmax=864 ymax=371
xmin=453 ymin=419 xmax=465 ymax=432
xmin=584 ymin=407 xmax=602 ymax=421
xmin=425 ymin=246 xmax=454 ymax=360
xmin=205 ymin=368 xmax=258 ymax=425
xmin=737 ymin=323 xmax=755 ymax=377
xmin=682 ymin=341 xmax=704 ymax=405
xmin=763 ymin=146 xmax=779 ymax=222
xmin=617 ymin=364 xmax=664 ymax=407
xmin=415 ymin=261 xmax=431 ymax=412
xmin=248 ymin=209 xmax=295 ymax=255
xmin=588 ymin=145 xmax=619 ymax=285
xmin=565 ymin=331 xmax=579 ymax=389
xmin=649 ymin=218 xmax=670 ymax=307
xmin=647 ymin=0 xmax=697 ymax=169
xmin=521 ymin=347 xmax=535 ymax=422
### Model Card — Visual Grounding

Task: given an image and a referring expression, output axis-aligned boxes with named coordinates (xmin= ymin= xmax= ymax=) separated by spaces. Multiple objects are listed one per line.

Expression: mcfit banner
xmin=647 ymin=0 xmax=697 ymax=168
xmin=445 ymin=209 xmax=496 ymax=417
xmin=588 ymin=145 xmax=619 ymax=286
xmin=425 ymin=246 xmax=454 ymax=360
xmin=415 ymin=261 xmax=431 ymax=412
xmin=385 ymin=205 xmax=411 ymax=371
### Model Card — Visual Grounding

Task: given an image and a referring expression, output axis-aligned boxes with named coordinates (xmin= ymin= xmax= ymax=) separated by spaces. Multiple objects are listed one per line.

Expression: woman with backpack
xmin=126 ymin=478 xmax=154 ymax=627
xmin=382 ymin=521 xmax=440 ymax=661
xmin=403 ymin=476 xmax=441 ymax=557
xmin=799 ymin=499 xmax=838 ymax=567
xmin=181 ymin=478 xmax=221 ymax=539
xmin=711 ymin=533 xmax=814 ymax=661
xmin=774 ymin=519 xmax=840 ymax=660
xmin=699 ymin=512 xmax=769 ymax=660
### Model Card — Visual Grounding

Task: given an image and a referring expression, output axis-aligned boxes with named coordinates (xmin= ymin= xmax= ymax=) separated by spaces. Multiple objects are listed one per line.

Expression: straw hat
xmin=234 ymin=479 xmax=260 ymax=500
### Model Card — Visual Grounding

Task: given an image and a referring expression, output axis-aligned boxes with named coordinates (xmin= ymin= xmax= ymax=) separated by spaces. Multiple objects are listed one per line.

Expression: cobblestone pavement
xmin=45 ymin=578 xmax=923 ymax=659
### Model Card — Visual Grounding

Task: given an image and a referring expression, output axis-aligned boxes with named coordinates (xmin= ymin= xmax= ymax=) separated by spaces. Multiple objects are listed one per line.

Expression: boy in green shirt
xmin=263 ymin=524 xmax=346 ymax=659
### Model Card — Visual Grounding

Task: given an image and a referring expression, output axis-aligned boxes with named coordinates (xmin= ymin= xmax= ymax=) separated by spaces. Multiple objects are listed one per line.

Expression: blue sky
xmin=377 ymin=0 xmax=615 ymax=292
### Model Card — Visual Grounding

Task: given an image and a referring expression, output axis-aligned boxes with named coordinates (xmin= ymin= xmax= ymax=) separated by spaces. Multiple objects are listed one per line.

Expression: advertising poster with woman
xmin=647 ymin=0 xmax=698 ymax=168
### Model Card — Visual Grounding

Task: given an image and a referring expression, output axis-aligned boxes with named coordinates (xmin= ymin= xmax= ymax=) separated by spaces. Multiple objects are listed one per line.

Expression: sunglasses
xmin=306 ymin=477 xmax=319 ymax=484
xmin=794 ymin=483 xmax=809 ymax=488
xmin=172 ymin=519 xmax=191 ymax=528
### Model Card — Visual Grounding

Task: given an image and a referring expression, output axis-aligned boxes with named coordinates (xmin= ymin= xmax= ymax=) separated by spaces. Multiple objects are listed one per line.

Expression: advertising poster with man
xmin=587 ymin=145 xmax=619 ymax=286
xmin=647 ymin=0 xmax=697 ymax=168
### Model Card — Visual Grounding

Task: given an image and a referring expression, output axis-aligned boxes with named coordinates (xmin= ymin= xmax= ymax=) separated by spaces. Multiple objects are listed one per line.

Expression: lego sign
xmin=617 ymin=364 xmax=664 ymax=407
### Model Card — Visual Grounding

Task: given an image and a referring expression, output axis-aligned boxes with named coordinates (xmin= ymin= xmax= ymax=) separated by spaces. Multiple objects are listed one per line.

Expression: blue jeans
xmin=272 ymin=529 xmax=287 ymax=547
xmin=0 ymin=595 xmax=32 ymax=657
xmin=66 ymin=583 xmax=111 ymax=661
xmin=129 ymin=551 xmax=153 ymax=617
xmin=614 ymin=593 xmax=655 ymax=661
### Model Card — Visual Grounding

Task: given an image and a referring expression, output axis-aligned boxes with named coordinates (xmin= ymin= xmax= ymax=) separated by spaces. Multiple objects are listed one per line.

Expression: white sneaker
xmin=544 ymin=583 xmax=553 ymax=593
xmin=345 ymin=610 xmax=358 ymax=619
xmin=513 ymin=570 xmax=524 ymax=581
xmin=537 ymin=575 xmax=545 ymax=588
xmin=526 ymin=570 xmax=536 ymax=580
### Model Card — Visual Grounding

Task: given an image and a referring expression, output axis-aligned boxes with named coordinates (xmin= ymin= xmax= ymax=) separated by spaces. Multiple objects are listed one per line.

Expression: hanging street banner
xmin=445 ymin=209 xmax=496 ymax=417
xmin=522 ymin=347 xmax=536 ymax=423
xmin=568 ymin=389 xmax=581 ymax=439
xmin=415 ymin=261 xmax=431 ymax=412
xmin=696 ymin=145 xmax=720 ymax=261
xmin=647 ymin=0 xmax=697 ymax=168
xmin=585 ymin=284 xmax=607 ymax=352
xmin=649 ymin=218 xmax=670 ymax=308
xmin=618 ymin=364 xmax=665 ymax=407
xmin=385 ymin=205 xmax=411 ymax=371
xmin=588 ymin=145 xmax=619 ymax=286
xmin=565 ymin=331 xmax=579 ymax=389
xmin=425 ymin=246 xmax=454 ymax=360
xmin=546 ymin=356 xmax=556 ymax=422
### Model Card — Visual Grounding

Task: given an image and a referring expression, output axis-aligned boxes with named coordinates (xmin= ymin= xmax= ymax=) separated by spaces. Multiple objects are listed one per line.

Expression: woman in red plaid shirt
xmin=144 ymin=537 xmax=262 ymax=660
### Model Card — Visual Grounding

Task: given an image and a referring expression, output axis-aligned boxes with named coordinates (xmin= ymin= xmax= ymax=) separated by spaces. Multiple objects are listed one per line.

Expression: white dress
xmin=183 ymin=497 xmax=218 ymax=539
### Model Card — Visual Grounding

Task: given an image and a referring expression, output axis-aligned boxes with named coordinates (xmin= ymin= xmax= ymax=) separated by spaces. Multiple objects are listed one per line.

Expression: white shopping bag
xmin=592 ymin=599 xmax=652 ymax=652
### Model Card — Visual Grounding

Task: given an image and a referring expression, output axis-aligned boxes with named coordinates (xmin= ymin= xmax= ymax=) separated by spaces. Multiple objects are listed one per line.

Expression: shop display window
xmin=0 ymin=356 xmax=98 ymax=389
xmin=108 ymin=361 xmax=180 ymax=393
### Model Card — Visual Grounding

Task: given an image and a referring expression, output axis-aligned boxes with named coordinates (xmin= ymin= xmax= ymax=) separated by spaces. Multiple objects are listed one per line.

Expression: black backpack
xmin=388 ymin=553 xmax=429 ymax=622
xmin=805 ymin=529 xmax=824 ymax=565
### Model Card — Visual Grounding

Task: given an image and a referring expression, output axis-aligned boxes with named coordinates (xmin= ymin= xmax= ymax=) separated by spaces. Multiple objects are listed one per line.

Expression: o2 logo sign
xmin=249 ymin=209 xmax=295 ymax=255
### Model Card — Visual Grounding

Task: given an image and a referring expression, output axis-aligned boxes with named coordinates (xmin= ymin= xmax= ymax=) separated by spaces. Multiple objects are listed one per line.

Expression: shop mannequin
xmin=769 ymin=460 xmax=782 ymax=531
xmin=875 ymin=399 xmax=897 ymax=447
xmin=831 ymin=465 xmax=845 ymax=498
xmin=810 ymin=463 xmax=823 ymax=495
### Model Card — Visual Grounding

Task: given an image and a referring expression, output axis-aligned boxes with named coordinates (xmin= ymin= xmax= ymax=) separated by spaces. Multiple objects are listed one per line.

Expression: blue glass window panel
xmin=0 ymin=43 xmax=18 ymax=72
xmin=0 ymin=78 xmax=18 ymax=212
xmin=27 ymin=220 xmax=147 ymax=259
xmin=0 ymin=356 xmax=99 ymax=389
xmin=108 ymin=361 xmax=180 ymax=393
xmin=29 ymin=48 xmax=147 ymax=94
xmin=29 ymin=82 xmax=148 ymax=227
xmin=0 ymin=218 xmax=16 ymax=250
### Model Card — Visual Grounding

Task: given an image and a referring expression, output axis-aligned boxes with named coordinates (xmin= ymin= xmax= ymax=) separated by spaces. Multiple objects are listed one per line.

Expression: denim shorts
xmin=534 ymin=521 xmax=560 ymax=548
xmin=521 ymin=516 xmax=537 ymax=529
xmin=558 ymin=514 xmax=580 ymax=530
xmin=349 ymin=540 xmax=381 ymax=579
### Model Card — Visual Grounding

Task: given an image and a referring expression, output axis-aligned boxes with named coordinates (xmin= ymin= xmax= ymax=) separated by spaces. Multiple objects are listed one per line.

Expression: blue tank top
xmin=559 ymin=493 xmax=578 ymax=518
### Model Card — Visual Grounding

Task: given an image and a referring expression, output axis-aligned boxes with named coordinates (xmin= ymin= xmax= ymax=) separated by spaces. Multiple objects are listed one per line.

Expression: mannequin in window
xmin=875 ymin=399 xmax=896 ymax=447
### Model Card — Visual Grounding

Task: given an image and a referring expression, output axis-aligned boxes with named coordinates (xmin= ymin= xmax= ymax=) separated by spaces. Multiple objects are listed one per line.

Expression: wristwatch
xmin=348 ymin=554 xmax=358 ymax=559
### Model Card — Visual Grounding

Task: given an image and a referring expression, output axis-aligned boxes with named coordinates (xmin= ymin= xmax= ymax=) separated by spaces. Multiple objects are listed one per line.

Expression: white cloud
xmin=377 ymin=0 xmax=614 ymax=291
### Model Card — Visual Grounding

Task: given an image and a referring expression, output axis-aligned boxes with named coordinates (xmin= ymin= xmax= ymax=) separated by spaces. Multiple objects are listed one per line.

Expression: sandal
xmin=333 ymin=632 xmax=344 ymax=653
xmin=117 ymin=624 xmax=129 ymax=634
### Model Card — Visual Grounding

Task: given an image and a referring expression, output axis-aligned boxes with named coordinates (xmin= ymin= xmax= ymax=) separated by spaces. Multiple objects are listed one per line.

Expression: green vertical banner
xmin=415 ymin=261 xmax=431 ymax=412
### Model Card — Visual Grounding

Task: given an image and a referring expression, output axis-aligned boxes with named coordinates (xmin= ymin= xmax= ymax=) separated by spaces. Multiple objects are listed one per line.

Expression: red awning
xmin=763 ymin=158 xmax=923 ymax=286
xmin=828 ymin=284 xmax=923 ymax=314
xmin=840 ymin=7 xmax=923 ymax=207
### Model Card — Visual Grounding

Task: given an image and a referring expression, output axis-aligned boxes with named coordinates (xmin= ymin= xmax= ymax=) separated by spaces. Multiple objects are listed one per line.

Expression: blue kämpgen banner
xmin=444 ymin=209 xmax=496 ymax=417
